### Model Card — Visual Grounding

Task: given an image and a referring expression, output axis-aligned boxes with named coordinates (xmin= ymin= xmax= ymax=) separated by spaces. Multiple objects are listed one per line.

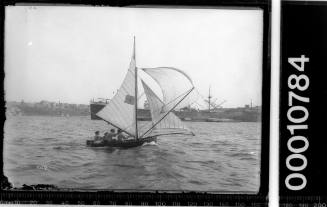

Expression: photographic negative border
xmin=279 ymin=1 xmax=327 ymax=205
xmin=0 ymin=0 xmax=271 ymax=205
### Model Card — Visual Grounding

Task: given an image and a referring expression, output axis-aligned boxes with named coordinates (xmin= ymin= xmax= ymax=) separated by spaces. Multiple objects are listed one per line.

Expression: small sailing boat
xmin=87 ymin=38 xmax=195 ymax=148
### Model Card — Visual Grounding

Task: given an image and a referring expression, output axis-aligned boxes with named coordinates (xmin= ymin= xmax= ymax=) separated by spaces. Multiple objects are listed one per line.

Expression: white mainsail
xmin=96 ymin=50 xmax=137 ymax=137
xmin=139 ymin=80 xmax=193 ymax=138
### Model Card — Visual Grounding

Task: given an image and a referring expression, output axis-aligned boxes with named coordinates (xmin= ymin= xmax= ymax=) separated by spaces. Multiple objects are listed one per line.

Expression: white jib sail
xmin=96 ymin=55 xmax=137 ymax=137
xmin=139 ymin=80 xmax=193 ymax=138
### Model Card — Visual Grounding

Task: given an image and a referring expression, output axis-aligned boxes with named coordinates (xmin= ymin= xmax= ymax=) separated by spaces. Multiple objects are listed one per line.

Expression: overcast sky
xmin=5 ymin=6 xmax=263 ymax=108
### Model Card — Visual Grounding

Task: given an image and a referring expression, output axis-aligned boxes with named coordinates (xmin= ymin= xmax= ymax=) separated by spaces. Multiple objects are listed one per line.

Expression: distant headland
xmin=6 ymin=100 xmax=89 ymax=117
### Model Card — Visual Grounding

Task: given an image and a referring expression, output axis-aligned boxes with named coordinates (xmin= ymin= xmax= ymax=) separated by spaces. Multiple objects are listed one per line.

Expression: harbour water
xmin=4 ymin=116 xmax=261 ymax=192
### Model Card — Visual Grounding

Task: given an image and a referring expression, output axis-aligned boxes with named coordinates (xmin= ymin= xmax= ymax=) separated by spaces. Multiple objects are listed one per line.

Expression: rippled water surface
xmin=4 ymin=116 xmax=261 ymax=192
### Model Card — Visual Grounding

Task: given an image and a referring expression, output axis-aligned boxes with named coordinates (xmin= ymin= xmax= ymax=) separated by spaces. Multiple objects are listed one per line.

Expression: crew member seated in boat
xmin=94 ymin=131 xmax=103 ymax=143
xmin=103 ymin=132 xmax=109 ymax=140
xmin=103 ymin=129 xmax=116 ymax=143
xmin=117 ymin=129 xmax=126 ymax=141
xmin=94 ymin=131 xmax=101 ymax=140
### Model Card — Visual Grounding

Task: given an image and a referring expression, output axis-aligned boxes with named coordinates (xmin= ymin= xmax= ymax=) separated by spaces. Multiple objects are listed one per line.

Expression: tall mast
xmin=134 ymin=36 xmax=139 ymax=139
xmin=208 ymin=85 xmax=211 ymax=112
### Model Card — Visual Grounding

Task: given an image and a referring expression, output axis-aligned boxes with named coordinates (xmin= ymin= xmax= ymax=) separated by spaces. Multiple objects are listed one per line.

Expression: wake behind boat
xmin=87 ymin=37 xmax=195 ymax=148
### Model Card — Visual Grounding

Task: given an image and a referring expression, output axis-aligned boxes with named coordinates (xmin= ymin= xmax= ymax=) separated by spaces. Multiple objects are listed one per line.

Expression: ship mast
xmin=134 ymin=36 xmax=139 ymax=140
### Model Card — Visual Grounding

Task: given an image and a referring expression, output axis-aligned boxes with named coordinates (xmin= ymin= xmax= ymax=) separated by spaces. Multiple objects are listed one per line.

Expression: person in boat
xmin=117 ymin=129 xmax=126 ymax=142
xmin=93 ymin=131 xmax=104 ymax=144
xmin=103 ymin=132 xmax=109 ymax=140
xmin=94 ymin=131 xmax=101 ymax=141
xmin=103 ymin=129 xmax=116 ymax=143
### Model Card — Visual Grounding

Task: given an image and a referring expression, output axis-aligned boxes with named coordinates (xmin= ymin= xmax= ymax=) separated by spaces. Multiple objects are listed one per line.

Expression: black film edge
xmin=1 ymin=0 xmax=271 ymax=205
xmin=280 ymin=1 xmax=327 ymax=205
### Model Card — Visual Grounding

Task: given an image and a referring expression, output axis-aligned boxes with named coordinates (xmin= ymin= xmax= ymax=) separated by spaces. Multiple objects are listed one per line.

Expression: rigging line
xmin=140 ymin=87 xmax=194 ymax=138
xmin=140 ymin=80 xmax=166 ymax=108
xmin=146 ymin=130 xmax=194 ymax=137
xmin=160 ymin=89 xmax=192 ymax=111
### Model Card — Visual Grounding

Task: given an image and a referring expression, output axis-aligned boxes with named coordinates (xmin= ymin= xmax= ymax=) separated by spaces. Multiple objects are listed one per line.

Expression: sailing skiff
xmin=87 ymin=38 xmax=195 ymax=148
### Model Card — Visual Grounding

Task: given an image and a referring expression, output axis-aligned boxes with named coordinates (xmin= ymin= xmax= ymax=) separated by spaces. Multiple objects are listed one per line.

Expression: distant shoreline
xmin=6 ymin=114 xmax=90 ymax=118
xmin=5 ymin=114 xmax=261 ymax=123
xmin=6 ymin=100 xmax=262 ymax=122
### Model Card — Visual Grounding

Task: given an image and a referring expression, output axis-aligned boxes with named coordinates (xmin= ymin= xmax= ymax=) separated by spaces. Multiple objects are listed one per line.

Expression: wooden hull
xmin=86 ymin=136 xmax=157 ymax=148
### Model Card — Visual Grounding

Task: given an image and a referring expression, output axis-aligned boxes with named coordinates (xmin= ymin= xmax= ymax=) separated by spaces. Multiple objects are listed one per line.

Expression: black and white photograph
xmin=4 ymin=6 xmax=265 ymax=193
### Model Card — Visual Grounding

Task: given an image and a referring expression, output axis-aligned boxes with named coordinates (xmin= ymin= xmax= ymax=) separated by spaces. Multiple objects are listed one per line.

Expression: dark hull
xmin=86 ymin=136 xmax=157 ymax=148
xmin=90 ymin=103 xmax=106 ymax=120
